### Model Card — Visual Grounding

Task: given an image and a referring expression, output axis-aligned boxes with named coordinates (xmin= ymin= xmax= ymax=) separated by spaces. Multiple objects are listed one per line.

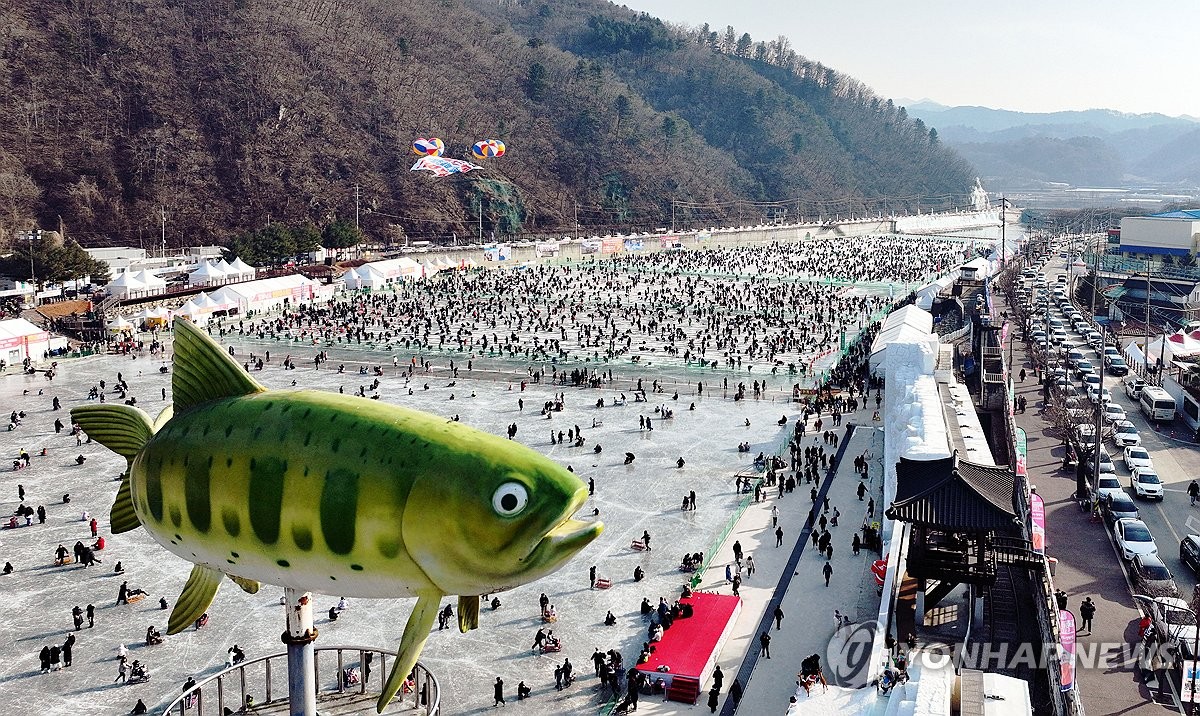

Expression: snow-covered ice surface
xmin=0 ymin=237 xmax=962 ymax=715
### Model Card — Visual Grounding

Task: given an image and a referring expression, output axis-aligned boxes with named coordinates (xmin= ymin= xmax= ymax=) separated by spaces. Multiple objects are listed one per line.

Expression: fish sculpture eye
xmin=492 ymin=482 xmax=529 ymax=517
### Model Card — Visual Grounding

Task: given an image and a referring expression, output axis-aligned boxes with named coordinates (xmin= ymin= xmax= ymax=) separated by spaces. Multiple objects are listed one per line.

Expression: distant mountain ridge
xmin=904 ymin=101 xmax=1200 ymax=189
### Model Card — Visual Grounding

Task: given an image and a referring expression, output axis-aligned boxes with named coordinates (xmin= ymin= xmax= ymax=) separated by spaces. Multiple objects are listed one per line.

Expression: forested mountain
xmin=0 ymin=0 xmax=973 ymax=249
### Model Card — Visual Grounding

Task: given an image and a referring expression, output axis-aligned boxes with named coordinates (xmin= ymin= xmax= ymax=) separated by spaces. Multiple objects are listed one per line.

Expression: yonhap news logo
xmin=825 ymin=620 xmax=878 ymax=688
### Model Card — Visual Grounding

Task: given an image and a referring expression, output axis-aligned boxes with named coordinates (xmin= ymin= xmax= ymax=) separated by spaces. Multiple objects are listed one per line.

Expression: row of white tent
xmin=106 ymin=270 xmax=169 ymax=299
xmin=105 ymin=258 xmax=258 ymax=298
xmin=108 ymin=275 xmax=320 ymax=331
xmin=343 ymin=256 xmax=474 ymax=290
xmin=190 ymin=257 xmax=256 ymax=286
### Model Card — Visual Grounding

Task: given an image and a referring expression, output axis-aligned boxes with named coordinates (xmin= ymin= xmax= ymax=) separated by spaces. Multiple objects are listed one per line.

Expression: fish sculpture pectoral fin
xmin=458 ymin=595 xmax=480 ymax=633
xmin=110 ymin=472 xmax=140 ymax=534
xmin=167 ymin=565 xmax=222 ymax=635
xmin=70 ymin=404 xmax=154 ymax=461
xmin=226 ymin=574 xmax=260 ymax=594
xmin=377 ymin=591 xmax=441 ymax=713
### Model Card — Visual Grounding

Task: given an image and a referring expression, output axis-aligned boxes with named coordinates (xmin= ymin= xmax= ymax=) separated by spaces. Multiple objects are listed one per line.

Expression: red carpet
xmin=636 ymin=591 xmax=741 ymax=688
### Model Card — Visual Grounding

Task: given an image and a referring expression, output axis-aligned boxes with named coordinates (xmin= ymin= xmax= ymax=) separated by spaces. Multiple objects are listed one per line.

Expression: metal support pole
xmin=282 ymin=588 xmax=319 ymax=716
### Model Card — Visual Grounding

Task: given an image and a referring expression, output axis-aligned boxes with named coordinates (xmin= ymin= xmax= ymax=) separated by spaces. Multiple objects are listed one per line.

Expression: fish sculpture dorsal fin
xmin=171 ymin=318 xmax=265 ymax=412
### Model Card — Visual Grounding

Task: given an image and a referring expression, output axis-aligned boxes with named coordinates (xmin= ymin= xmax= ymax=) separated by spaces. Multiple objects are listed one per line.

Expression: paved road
xmin=1011 ymin=261 xmax=1195 ymax=716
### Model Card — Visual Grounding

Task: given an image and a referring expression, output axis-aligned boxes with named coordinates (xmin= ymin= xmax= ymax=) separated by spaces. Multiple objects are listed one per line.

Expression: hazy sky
xmin=623 ymin=0 xmax=1200 ymax=117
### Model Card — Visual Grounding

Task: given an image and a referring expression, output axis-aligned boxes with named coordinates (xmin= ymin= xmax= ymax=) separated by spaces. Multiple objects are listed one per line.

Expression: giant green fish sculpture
xmin=72 ymin=318 xmax=602 ymax=711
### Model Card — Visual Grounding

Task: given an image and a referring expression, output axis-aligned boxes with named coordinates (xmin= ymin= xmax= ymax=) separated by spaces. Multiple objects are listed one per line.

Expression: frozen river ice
xmin=0 ymin=236 xmax=958 ymax=714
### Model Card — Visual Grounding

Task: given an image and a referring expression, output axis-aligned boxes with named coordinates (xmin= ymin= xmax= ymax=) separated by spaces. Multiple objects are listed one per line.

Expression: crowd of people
xmin=0 ymin=232 xmax=936 ymax=714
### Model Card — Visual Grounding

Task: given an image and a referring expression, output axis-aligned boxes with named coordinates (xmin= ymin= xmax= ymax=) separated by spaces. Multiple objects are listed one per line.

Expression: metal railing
xmin=156 ymin=645 xmax=440 ymax=715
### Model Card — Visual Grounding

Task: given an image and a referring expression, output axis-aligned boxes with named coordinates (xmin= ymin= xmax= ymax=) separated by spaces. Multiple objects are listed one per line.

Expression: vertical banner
xmin=1182 ymin=661 xmax=1200 ymax=704
xmin=1030 ymin=492 xmax=1046 ymax=554
xmin=1059 ymin=609 xmax=1076 ymax=692
xmin=1015 ymin=428 xmax=1028 ymax=479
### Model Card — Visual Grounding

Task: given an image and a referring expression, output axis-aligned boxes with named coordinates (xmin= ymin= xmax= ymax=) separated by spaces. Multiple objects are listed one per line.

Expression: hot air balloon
xmin=412 ymin=138 xmax=445 ymax=156
xmin=471 ymin=140 xmax=506 ymax=159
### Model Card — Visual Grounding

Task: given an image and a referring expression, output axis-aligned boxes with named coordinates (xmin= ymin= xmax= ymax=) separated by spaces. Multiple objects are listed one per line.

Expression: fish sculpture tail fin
xmin=70 ymin=404 xmax=154 ymax=534
xmin=171 ymin=318 xmax=264 ymax=411
xmin=378 ymin=592 xmax=440 ymax=713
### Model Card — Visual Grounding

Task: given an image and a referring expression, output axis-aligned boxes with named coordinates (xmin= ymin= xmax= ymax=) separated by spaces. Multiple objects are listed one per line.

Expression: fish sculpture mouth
xmin=521 ymin=489 xmax=602 ymax=570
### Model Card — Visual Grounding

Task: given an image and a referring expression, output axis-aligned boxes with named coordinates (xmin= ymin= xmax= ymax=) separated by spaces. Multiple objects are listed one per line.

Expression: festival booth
xmin=422 ymin=260 xmax=442 ymax=277
xmin=914 ymin=273 xmax=958 ymax=311
xmin=175 ymin=303 xmax=209 ymax=326
xmin=343 ymin=258 xmax=423 ymax=290
xmin=959 ymin=257 xmax=993 ymax=281
xmin=1145 ymin=331 xmax=1200 ymax=363
xmin=868 ymin=305 xmax=939 ymax=374
xmin=105 ymin=271 xmax=147 ymax=299
xmin=0 ymin=318 xmax=51 ymax=363
xmin=135 ymin=306 xmax=171 ymax=328
xmin=206 ymin=274 xmax=318 ymax=315
xmin=107 ymin=316 xmax=135 ymax=334
xmin=634 ymin=592 xmax=741 ymax=704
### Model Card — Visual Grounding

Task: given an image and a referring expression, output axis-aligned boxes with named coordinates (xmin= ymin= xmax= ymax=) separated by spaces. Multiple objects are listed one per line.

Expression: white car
xmin=1124 ymin=446 xmax=1154 ymax=471
xmin=1112 ymin=420 xmax=1141 ymax=447
xmin=1131 ymin=466 xmax=1164 ymax=500
xmin=1103 ymin=403 xmax=1127 ymax=423
xmin=1088 ymin=386 xmax=1111 ymax=405
xmin=1115 ymin=518 xmax=1159 ymax=560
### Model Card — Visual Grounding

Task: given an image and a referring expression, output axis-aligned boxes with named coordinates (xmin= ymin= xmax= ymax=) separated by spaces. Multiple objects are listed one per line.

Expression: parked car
xmin=1124 ymin=446 xmax=1155 ymax=471
xmin=1135 ymin=595 xmax=1197 ymax=668
xmin=1131 ymin=466 xmax=1164 ymax=500
xmin=1075 ymin=360 xmax=1095 ymax=379
xmin=1088 ymin=386 xmax=1111 ymax=405
xmin=1075 ymin=424 xmax=1098 ymax=450
xmin=1180 ymin=535 xmax=1200 ymax=573
xmin=1112 ymin=420 xmax=1141 ymax=447
xmin=1102 ymin=491 xmax=1140 ymax=524
xmin=1107 ymin=356 xmax=1129 ymax=376
xmin=1103 ymin=403 xmax=1127 ymax=423
xmin=1095 ymin=475 xmax=1124 ymax=502
xmin=1132 ymin=554 xmax=1178 ymax=595
xmin=1125 ymin=377 xmax=1145 ymax=399
xmin=1115 ymin=518 xmax=1159 ymax=560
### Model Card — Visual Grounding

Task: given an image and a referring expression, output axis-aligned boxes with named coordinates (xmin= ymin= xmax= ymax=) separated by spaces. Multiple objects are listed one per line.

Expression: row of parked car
xmin=1021 ymin=250 xmax=1200 ymax=670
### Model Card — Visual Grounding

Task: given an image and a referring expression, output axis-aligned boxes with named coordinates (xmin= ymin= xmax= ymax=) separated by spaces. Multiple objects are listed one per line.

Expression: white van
xmin=1139 ymin=386 xmax=1176 ymax=423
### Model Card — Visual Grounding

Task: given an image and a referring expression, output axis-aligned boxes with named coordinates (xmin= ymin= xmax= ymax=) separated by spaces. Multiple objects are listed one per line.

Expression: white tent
xmin=108 ymin=316 xmax=135 ymax=332
xmin=1146 ymin=331 xmax=1200 ymax=362
xmin=214 ymin=258 xmax=238 ymax=281
xmin=205 ymin=274 xmax=318 ymax=314
xmin=959 ymin=257 xmax=993 ymax=280
xmin=0 ymin=318 xmax=51 ymax=363
xmin=132 ymin=270 xmax=168 ymax=293
xmin=227 ymin=257 xmax=256 ymax=280
xmin=189 ymin=261 xmax=225 ymax=287
xmin=344 ymin=258 xmax=423 ymax=289
xmin=105 ymin=271 xmax=147 ymax=299
xmin=175 ymin=303 xmax=210 ymax=326
xmin=869 ymin=305 xmax=939 ymax=374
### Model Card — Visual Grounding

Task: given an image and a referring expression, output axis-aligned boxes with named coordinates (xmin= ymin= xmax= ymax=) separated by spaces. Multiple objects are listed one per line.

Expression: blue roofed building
xmin=1118 ymin=210 xmax=1200 ymax=258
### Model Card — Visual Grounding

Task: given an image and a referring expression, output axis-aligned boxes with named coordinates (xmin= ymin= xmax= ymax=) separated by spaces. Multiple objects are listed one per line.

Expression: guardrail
xmin=156 ymin=645 xmax=440 ymax=715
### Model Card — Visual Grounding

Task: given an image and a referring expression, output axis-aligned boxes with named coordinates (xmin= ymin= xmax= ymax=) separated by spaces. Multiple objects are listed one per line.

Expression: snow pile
xmin=895 ymin=209 xmax=1001 ymax=234
xmin=881 ymin=340 xmax=950 ymax=546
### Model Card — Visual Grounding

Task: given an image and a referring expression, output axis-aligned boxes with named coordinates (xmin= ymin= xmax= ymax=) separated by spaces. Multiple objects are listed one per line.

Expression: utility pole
xmin=478 ymin=202 xmax=483 ymax=244
xmin=161 ymin=207 xmax=167 ymax=258
xmin=1144 ymin=258 xmax=1152 ymax=377
xmin=27 ymin=230 xmax=37 ymax=306
xmin=354 ymin=184 xmax=361 ymax=230
xmin=574 ymin=200 xmax=579 ymax=241
xmin=671 ymin=200 xmax=676 ymax=233
xmin=1000 ymin=196 xmax=1007 ymax=267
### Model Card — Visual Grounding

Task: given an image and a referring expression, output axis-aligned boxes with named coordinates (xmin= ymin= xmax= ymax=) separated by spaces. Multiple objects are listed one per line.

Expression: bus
xmin=1139 ymin=386 xmax=1176 ymax=423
